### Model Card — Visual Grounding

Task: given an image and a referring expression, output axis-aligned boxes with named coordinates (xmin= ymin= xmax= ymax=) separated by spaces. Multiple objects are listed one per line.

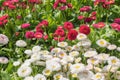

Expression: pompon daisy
xmin=77 ymin=39 xmax=91 ymax=48
xmin=46 ymin=60 xmax=61 ymax=71
xmin=16 ymin=40 xmax=27 ymax=47
xmin=84 ymin=51 xmax=97 ymax=58
xmin=0 ymin=34 xmax=9 ymax=45
xmin=92 ymin=73 xmax=105 ymax=80
xmin=41 ymin=55 xmax=53 ymax=60
xmin=96 ymin=39 xmax=108 ymax=47
xmin=0 ymin=56 xmax=9 ymax=64
xmin=94 ymin=53 xmax=109 ymax=61
xmin=86 ymin=64 xmax=94 ymax=70
xmin=24 ymin=49 xmax=33 ymax=55
xmin=13 ymin=61 xmax=21 ymax=66
xmin=60 ymin=59 xmax=67 ymax=65
xmin=72 ymin=45 xmax=81 ymax=51
xmin=31 ymin=53 xmax=40 ymax=62
xmin=77 ymin=33 xmax=87 ymax=40
xmin=42 ymin=69 xmax=52 ymax=76
xmin=34 ymin=61 xmax=46 ymax=66
xmin=51 ymin=48 xmax=61 ymax=54
xmin=107 ymin=44 xmax=117 ymax=50
xmin=69 ymin=51 xmax=79 ymax=57
xmin=87 ymin=58 xmax=100 ymax=65
xmin=57 ymin=50 xmax=67 ymax=58
xmin=39 ymin=50 xmax=49 ymax=55
xmin=57 ymin=42 xmax=68 ymax=48
xmin=70 ymin=63 xmax=85 ymax=74
xmin=32 ymin=45 xmax=41 ymax=53
xmin=54 ymin=73 xmax=63 ymax=80
xmin=78 ymin=70 xmax=94 ymax=80
xmin=65 ymin=46 xmax=73 ymax=52
xmin=34 ymin=74 xmax=46 ymax=80
xmin=107 ymin=56 xmax=120 ymax=66
xmin=63 ymin=56 xmax=74 ymax=63
xmin=94 ymin=67 xmax=102 ymax=73
xmin=117 ymin=47 xmax=120 ymax=52
xmin=24 ymin=76 xmax=34 ymax=80
xmin=17 ymin=66 xmax=32 ymax=77
xmin=75 ymin=57 xmax=81 ymax=63
xmin=103 ymin=65 xmax=119 ymax=73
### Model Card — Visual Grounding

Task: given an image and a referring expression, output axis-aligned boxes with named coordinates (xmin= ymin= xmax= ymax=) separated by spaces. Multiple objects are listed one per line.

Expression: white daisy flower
xmin=13 ymin=61 xmax=21 ymax=66
xmin=86 ymin=64 xmax=94 ymax=70
xmin=51 ymin=48 xmax=61 ymax=54
xmin=24 ymin=76 xmax=34 ymax=80
xmin=54 ymin=73 xmax=63 ymax=80
xmin=34 ymin=74 xmax=46 ymax=80
xmin=60 ymin=59 xmax=67 ymax=65
xmin=94 ymin=53 xmax=109 ymax=61
xmin=0 ymin=57 xmax=9 ymax=64
xmin=103 ymin=65 xmax=119 ymax=73
xmin=57 ymin=42 xmax=68 ymax=48
xmin=41 ymin=55 xmax=53 ymax=60
xmin=32 ymin=46 xmax=41 ymax=53
xmin=46 ymin=60 xmax=61 ymax=71
xmin=65 ymin=46 xmax=73 ymax=52
xmin=24 ymin=49 xmax=33 ymax=55
xmin=70 ymin=63 xmax=85 ymax=74
xmin=34 ymin=61 xmax=46 ymax=66
xmin=17 ymin=66 xmax=32 ymax=77
xmin=72 ymin=45 xmax=81 ymax=51
xmin=78 ymin=70 xmax=94 ymax=80
xmin=75 ymin=57 xmax=81 ymax=63
xmin=87 ymin=58 xmax=100 ymax=65
xmin=69 ymin=51 xmax=79 ymax=57
xmin=117 ymin=47 xmax=120 ymax=52
xmin=42 ymin=69 xmax=52 ymax=76
xmin=57 ymin=50 xmax=67 ymax=58
xmin=92 ymin=73 xmax=105 ymax=80
xmin=31 ymin=53 xmax=40 ymax=62
xmin=107 ymin=56 xmax=120 ymax=66
xmin=94 ymin=67 xmax=102 ymax=72
xmin=84 ymin=51 xmax=98 ymax=58
xmin=107 ymin=44 xmax=117 ymax=50
xmin=0 ymin=34 xmax=9 ymax=45
xmin=77 ymin=39 xmax=91 ymax=48
xmin=77 ymin=33 xmax=87 ymax=40
xmin=96 ymin=39 xmax=108 ymax=47
xmin=63 ymin=56 xmax=74 ymax=63
xmin=39 ymin=50 xmax=49 ymax=55
xmin=16 ymin=40 xmax=27 ymax=47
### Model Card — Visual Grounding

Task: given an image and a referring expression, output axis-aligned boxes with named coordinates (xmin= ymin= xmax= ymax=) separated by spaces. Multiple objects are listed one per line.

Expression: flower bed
xmin=0 ymin=0 xmax=120 ymax=80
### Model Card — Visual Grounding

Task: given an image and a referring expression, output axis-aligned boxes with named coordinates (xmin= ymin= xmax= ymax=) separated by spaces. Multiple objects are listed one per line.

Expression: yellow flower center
xmin=75 ymin=65 xmax=80 ymax=69
xmin=100 ymin=41 xmax=105 ymax=45
xmin=80 ymin=35 xmax=84 ymax=38
xmin=45 ymin=70 xmax=51 ymax=75
xmin=91 ymin=59 xmax=95 ymax=64
xmin=60 ymin=53 xmax=65 ymax=57
xmin=96 ymin=75 xmax=101 ymax=79
xmin=22 ymin=69 xmax=26 ymax=73
xmin=72 ymin=73 xmax=77 ymax=77
xmin=55 ymin=75 xmax=61 ymax=79
xmin=111 ymin=59 xmax=117 ymax=64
